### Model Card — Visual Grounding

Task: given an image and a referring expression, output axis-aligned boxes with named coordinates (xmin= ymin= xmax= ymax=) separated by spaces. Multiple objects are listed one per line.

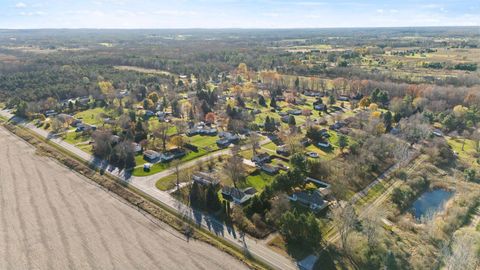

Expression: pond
xmin=410 ymin=189 xmax=453 ymax=220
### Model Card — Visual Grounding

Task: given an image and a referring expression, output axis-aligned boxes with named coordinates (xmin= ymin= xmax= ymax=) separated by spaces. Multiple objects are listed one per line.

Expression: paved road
xmin=0 ymin=125 xmax=248 ymax=270
xmin=0 ymin=110 xmax=298 ymax=270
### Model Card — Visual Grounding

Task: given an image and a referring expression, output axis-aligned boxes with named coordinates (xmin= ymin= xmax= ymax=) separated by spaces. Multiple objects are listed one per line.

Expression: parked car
xmin=306 ymin=152 xmax=319 ymax=158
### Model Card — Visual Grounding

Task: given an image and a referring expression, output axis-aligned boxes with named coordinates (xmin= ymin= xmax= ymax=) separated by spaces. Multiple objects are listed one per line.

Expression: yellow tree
xmin=98 ymin=81 xmax=115 ymax=102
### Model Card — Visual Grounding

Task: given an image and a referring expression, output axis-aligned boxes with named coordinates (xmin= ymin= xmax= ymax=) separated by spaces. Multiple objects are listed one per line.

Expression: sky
xmin=0 ymin=0 xmax=479 ymax=29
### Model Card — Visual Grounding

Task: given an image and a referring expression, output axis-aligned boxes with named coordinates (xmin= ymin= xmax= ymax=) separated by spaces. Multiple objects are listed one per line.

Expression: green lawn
xmin=63 ymin=131 xmax=91 ymax=145
xmin=155 ymin=174 xmax=187 ymax=191
xmin=262 ymin=142 xmax=278 ymax=152
xmin=74 ymin=107 xmax=109 ymax=126
xmin=448 ymin=137 xmax=479 ymax=170
xmin=240 ymin=170 xmax=275 ymax=191
xmin=132 ymin=148 xmax=209 ymax=176
xmin=188 ymin=134 xmax=219 ymax=149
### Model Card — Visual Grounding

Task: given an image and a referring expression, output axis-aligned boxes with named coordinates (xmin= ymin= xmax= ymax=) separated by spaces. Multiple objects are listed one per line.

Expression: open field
xmin=114 ymin=65 xmax=175 ymax=77
xmin=0 ymin=126 xmax=247 ymax=270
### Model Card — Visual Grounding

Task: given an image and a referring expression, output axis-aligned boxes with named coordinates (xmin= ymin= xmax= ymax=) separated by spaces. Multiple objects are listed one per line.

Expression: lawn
xmin=447 ymin=137 xmax=480 ymax=170
xmin=155 ymin=174 xmax=187 ymax=191
xmin=74 ymin=107 xmax=109 ymax=126
xmin=63 ymin=131 xmax=91 ymax=145
xmin=132 ymin=148 xmax=209 ymax=176
xmin=77 ymin=143 xmax=93 ymax=154
xmin=262 ymin=142 xmax=278 ymax=152
xmin=188 ymin=134 xmax=219 ymax=150
xmin=239 ymin=170 xmax=275 ymax=191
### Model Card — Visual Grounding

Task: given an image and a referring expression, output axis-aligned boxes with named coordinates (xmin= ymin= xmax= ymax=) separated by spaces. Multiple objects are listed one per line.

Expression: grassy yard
xmin=74 ymin=107 xmax=109 ymax=126
xmin=132 ymin=148 xmax=209 ymax=176
xmin=188 ymin=134 xmax=220 ymax=150
xmin=63 ymin=131 xmax=91 ymax=145
xmin=239 ymin=170 xmax=275 ymax=191
xmin=76 ymin=143 xmax=93 ymax=154
xmin=155 ymin=174 xmax=188 ymax=191
xmin=447 ymin=137 xmax=480 ymax=170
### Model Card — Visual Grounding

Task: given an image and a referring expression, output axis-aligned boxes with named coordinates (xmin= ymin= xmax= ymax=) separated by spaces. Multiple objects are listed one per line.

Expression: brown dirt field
xmin=0 ymin=126 xmax=248 ymax=270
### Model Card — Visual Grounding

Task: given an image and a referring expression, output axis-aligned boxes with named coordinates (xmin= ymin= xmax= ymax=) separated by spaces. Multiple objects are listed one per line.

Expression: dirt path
xmin=0 ymin=126 xmax=248 ymax=270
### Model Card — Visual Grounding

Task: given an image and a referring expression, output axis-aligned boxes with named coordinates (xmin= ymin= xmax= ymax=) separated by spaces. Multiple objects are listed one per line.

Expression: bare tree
xmin=223 ymin=151 xmax=245 ymax=188
xmin=173 ymin=119 xmax=187 ymax=135
xmin=172 ymin=159 xmax=182 ymax=191
xmin=153 ymin=122 xmax=171 ymax=151
xmin=248 ymin=132 xmax=261 ymax=157
xmin=331 ymin=203 xmax=358 ymax=252
xmin=444 ymin=229 xmax=480 ymax=270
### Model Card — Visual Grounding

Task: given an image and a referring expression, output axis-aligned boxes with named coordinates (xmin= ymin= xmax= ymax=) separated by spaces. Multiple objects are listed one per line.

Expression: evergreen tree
xmin=383 ymin=111 xmax=393 ymax=131
xmin=206 ymin=184 xmax=221 ymax=212
xmin=270 ymin=96 xmax=277 ymax=108
xmin=259 ymin=95 xmax=266 ymax=107
xmin=328 ymin=95 xmax=336 ymax=105
xmin=189 ymin=182 xmax=202 ymax=208
xmin=288 ymin=115 xmax=296 ymax=126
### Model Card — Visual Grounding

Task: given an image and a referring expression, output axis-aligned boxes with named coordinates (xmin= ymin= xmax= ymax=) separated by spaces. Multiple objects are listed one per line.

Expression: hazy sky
xmin=1 ymin=0 xmax=479 ymax=29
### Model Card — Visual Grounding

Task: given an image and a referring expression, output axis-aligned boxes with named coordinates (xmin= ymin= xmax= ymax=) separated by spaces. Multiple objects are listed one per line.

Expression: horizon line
xmin=1 ymin=25 xmax=479 ymax=31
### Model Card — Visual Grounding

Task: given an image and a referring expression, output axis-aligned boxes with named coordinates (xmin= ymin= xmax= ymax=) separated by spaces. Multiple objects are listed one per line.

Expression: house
xmin=44 ymin=110 xmax=57 ymax=117
xmin=261 ymin=164 xmax=279 ymax=175
xmin=289 ymin=189 xmax=327 ymax=211
xmin=221 ymin=186 xmax=255 ymax=205
xmin=252 ymin=153 xmax=271 ymax=164
xmin=77 ymin=96 xmax=90 ymax=106
xmin=76 ymin=124 xmax=95 ymax=132
xmin=314 ymin=104 xmax=326 ymax=111
xmin=216 ymin=138 xmax=232 ymax=148
xmin=330 ymin=121 xmax=346 ymax=130
xmin=276 ymin=145 xmax=290 ymax=156
xmin=160 ymin=148 xmax=186 ymax=162
xmin=192 ymin=172 xmax=220 ymax=186
xmin=317 ymin=141 xmax=331 ymax=148
xmin=216 ymin=133 xmax=240 ymax=148
xmin=159 ymin=152 xmax=175 ymax=163
xmin=144 ymin=110 xmax=155 ymax=117
xmin=70 ymin=119 xmax=83 ymax=127
xmin=187 ymin=123 xmax=218 ymax=136
xmin=144 ymin=150 xmax=161 ymax=162
xmin=281 ymin=115 xmax=290 ymax=123
xmin=287 ymin=109 xmax=302 ymax=116
xmin=338 ymin=95 xmax=350 ymax=101
xmin=433 ymin=129 xmax=443 ymax=137
xmin=300 ymin=137 xmax=311 ymax=147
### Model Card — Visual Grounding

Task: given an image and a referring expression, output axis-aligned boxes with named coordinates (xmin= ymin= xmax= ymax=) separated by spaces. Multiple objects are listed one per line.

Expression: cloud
xmin=153 ymin=10 xmax=198 ymax=16
xmin=19 ymin=11 xmax=47 ymax=16
xmin=15 ymin=2 xmax=27 ymax=8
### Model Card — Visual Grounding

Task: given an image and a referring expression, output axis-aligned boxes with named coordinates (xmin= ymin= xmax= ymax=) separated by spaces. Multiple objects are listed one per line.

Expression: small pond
xmin=410 ymin=189 xmax=453 ymax=220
